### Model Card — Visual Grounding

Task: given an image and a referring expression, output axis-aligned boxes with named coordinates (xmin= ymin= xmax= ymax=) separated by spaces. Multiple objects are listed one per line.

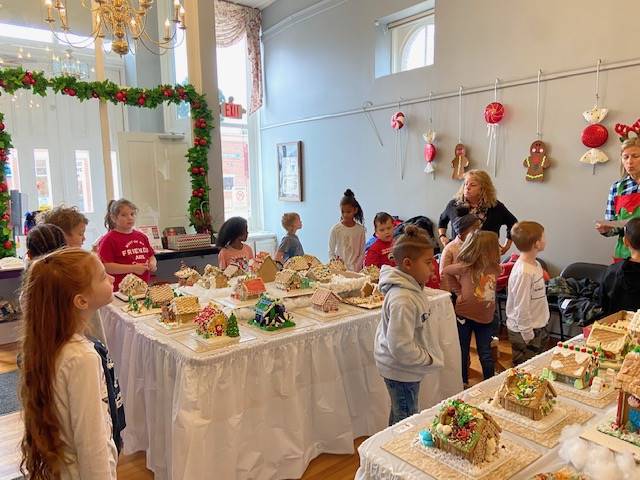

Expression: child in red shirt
xmin=364 ymin=212 xmax=396 ymax=268
xmin=98 ymin=199 xmax=157 ymax=291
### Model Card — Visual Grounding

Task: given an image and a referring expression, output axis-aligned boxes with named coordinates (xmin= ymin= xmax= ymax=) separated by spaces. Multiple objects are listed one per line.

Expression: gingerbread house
xmin=194 ymin=303 xmax=238 ymax=338
xmin=223 ymin=263 xmax=245 ymax=279
xmin=542 ymin=342 xmax=600 ymax=389
xmin=231 ymin=277 xmax=267 ymax=301
xmin=283 ymin=255 xmax=310 ymax=272
xmin=613 ymin=349 xmax=640 ymax=434
xmin=174 ymin=266 xmax=201 ymax=287
xmin=361 ymin=265 xmax=381 ymax=283
xmin=629 ymin=310 xmax=640 ymax=345
xmin=148 ymin=284 xmax=174 ymax=307
xmin=119 ymin=273 xmax=148 ymax=297
xmin=493 ymin=369 xmax=557 ymax=420
xmin=360 ymin=281 xmax=375 ymax=298
xmin=274 ymin=269 xmax=310 ymax=291
xmin=253 ymin=295 xmax=295 ymax=329
xmin=305 ymin=265 xmax=333 ymax=283
xmin=161 ymin=295 xmax=200 ymax=324
xmin=586 ymin=323 xmax=630 ymax=369
xmin=429 ymin=399 xmax=501 ymax=465
xmin=199 ymin=265 xmax=228 ymax=289
xmin=311 ymin=288 xmax=342 ymax=313
xmin=328 ymin=258 xmax=347 ymax=272
xmin=250 ymin=252 xmax=279 ymax=283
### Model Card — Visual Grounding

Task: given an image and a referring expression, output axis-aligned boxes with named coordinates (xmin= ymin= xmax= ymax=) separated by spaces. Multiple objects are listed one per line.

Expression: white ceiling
xmin=234 ymin=0 xmax=277 ymax=9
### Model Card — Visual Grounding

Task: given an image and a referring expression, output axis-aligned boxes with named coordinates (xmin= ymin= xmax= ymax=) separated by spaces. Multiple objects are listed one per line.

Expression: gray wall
xmin=260 ymin=0 xmax=640 ymax=274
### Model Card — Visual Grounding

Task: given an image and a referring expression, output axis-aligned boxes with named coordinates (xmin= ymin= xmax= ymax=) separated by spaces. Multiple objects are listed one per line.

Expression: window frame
xmin=390 ymin=11 xmax=435 ymax=74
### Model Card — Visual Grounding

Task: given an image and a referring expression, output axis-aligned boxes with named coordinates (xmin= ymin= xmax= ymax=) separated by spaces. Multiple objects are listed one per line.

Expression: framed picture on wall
xmin=277 ymin=141 xmax=303 ymax=202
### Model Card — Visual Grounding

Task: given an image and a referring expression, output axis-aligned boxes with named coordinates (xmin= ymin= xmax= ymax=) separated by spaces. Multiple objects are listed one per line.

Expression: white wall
xmin=260 ymin=0 xmax=640 ymax=274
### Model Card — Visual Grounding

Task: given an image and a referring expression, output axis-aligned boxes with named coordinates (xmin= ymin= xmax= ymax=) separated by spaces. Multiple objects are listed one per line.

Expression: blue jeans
xmin=457 ymin=317 xmax=495 ymax=384
xmin=383 ymin=378 xmax=421 ymax=426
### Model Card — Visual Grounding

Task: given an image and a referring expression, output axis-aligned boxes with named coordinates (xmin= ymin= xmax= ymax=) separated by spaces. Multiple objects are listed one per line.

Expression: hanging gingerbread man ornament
xmin=524 ymin=140 xmax=551 ymax=182
xmin=451 ymin=143 xmax=470 ymax=180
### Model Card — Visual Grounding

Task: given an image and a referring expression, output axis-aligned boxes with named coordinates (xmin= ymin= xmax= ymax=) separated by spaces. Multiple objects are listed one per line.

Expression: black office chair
xmin=550 ymin=262 xmax=607 ymax=340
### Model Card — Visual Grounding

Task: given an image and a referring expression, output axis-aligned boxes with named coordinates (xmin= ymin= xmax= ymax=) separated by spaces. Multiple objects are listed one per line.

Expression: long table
xmin=101 ymin=288 xmax=461 ymax=480
xmin=355 ymin=340 xmax=616 ymax=479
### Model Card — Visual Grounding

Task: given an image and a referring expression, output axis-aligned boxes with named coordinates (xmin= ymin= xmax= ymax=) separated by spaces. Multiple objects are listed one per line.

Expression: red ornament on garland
xmin=484 ymin=102 xmax=505 ymax=124
xmin=0 ymin=122 xmax=5 ymax=131
xmin=137 ymin=96 xmax=146 ymax=106
xmin=0 ymin=183 xmax=7 ymax=193
xmin=3 ymin=241 xmax=12 ymax=250
xmin=115 ymin=91 xmax=127 ymax=102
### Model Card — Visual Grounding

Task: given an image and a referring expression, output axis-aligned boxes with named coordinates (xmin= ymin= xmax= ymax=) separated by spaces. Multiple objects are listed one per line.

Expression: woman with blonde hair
xmin=596 ymin=137 xmax=640 ymax=261
xmin=442 ymin=230 xmax=502 ymax=387
xmin=438 ymin=169 xmax=517 ymax=255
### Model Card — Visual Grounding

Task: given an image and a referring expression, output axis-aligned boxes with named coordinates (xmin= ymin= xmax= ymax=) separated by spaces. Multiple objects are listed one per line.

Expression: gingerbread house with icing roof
xmin=493 ymin=369 xmax=557 ymax=420
xmin=311 ymin=288 xmax=342 ymax=313
xmin=586 ymin=322 xmax=630 ymax=369
xmin=119 ymin=273 xmax=148 ymax=296
xmin=543 ymin=341 xmax=600 ymax=389
xmin=148 ymin=283 xmax=174 ymax=306
xmin=305 ymin=265 xmax=333 ymax=283
xmin=360 ymin=265 xmax=381 ymax=283
xmin=249 ymin=252 xmax=279 ymax=283
xmin=161 ymin=295 xmax=200 ymax=324
xmin=174 ymin=266 xmax=201 ymax=287
xmin=231 ymin=277 xmax=267 ymax=301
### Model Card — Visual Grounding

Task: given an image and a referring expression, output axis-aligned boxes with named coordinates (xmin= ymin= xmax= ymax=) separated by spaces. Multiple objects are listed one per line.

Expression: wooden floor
xmin=0 ymin=335 xmax=515 ymax=480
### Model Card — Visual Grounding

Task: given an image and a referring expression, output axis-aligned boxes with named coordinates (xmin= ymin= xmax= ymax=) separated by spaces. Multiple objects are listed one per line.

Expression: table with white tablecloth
xmin=101 ymin=288 xmax=461 ymax=480
xmin=355 ymin=338 xmax=615 ymax=480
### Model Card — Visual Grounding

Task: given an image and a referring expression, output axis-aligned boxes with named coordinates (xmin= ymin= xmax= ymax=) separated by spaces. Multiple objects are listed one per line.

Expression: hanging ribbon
xmin=485 ymin=78 xmax=504 ymax=177
xmin=423 ymin=91 xmax=437 ymax=178
xmin=536 ymin=69 xmax=542 ymax=139
xmin=457 ymin=86 xmax=464 ymax=178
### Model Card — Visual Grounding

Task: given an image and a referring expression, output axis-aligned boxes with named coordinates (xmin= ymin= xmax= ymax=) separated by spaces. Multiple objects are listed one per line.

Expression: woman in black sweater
xmin=438 ymin=170 xmax=517 ymax=255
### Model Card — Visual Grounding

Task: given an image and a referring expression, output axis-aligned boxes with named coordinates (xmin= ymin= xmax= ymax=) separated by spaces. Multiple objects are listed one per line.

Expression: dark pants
xmin=457 ymin=317 xmax=495 ymax=384
xmin=508 ymin=327 xmax=549 ymax=366
xmin=383 ymin=378 xmax=421 ymax=426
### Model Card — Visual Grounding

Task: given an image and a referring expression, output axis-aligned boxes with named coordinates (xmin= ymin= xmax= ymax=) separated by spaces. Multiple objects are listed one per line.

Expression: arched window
xmin=391 ymin=14 xmax=435 ymax=74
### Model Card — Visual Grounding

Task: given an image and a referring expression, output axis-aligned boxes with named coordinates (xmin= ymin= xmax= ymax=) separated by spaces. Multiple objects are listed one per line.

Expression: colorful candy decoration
xmin=423 ymin=130 xmax=437 ymax=175
xmin=391 ymin=109 xmax=408 ymax=179
xmin=423 ymin=92 xmax=437 ymax=177
xmin=524 ymin=140 xmax=551 ymax=182
xmin=580 ymin=106 xmax=609 ymax=174
xmin=452 ymin=143 xmax=470 ymax=180
xmin=485 ymin=100 xmax=504 ymax=177
xmin=484 ymin=101 xmax=505 ymax=124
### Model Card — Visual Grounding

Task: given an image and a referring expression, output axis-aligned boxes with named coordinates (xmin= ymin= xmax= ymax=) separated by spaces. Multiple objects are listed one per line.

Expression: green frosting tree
xmin=226 ymin=313 xmax=240 ymax=337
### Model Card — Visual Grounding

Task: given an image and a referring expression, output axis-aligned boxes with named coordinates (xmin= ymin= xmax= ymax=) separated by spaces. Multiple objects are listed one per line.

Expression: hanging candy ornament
xmin=391 ymin=106 xmax=408 ymax=179
xmin=452 ymin=86 xmax=470 ymax=180
xmin=422 ymin=91 xmax=437 ymax=177
xmin=579 ymin=61 xmax=609 ymax=174
xmin=524 ymin=70 xmax=552 ymax=181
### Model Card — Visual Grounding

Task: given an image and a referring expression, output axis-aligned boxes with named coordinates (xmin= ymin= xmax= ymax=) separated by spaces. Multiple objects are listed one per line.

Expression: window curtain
xmin=214 ymin=0 xmax=263 ymax=114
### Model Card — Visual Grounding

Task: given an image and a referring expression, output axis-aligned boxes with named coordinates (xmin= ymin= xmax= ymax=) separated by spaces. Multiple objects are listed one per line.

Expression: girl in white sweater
xmin=328 ymin=189 xmax=366 ymax=271
xmin=20 ymin=248 xmax=118 ymax=479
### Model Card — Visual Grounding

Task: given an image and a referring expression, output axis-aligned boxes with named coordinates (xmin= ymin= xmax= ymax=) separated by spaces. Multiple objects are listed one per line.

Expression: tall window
xmin=391 ymin=11 xmax=435 ymax=74
xmin=74 ymin=150 xmax=94 ymax=213
xmin=217 ymin=37 xmax=253 ymax=222
xmin=33 ymin=148 xmax=53 ymax=209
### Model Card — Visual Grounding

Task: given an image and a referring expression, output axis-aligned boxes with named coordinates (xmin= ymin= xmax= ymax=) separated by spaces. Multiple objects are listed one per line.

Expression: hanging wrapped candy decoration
xmin=422 ymin=92 xmax=437 ymax=177
xmin=391 ymin=111 xmax=405 ymax=129
xmin=485 ymin=80 xmax=505 ymax=176
xmin=579 ymin=61 xmax=610 ymax=174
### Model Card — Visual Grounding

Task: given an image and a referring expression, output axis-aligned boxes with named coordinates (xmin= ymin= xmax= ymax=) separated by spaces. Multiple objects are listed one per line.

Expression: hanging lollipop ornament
xmin=362 ymin=101 xmax=384 ymax=147
xmin=485 ymin=78 xmax=505 ymax=177
xmin=524 ymin=70 xmax=552 ymax=182
xmin=452 ymin=86 xmax=470 ymax=180
xmin=580 ymin=60 xmax=609 ymax=175
xmin=391 ymin=101 xmax=409 ymax=179
xmin=422 ymin=91 xmax=437 ymax=178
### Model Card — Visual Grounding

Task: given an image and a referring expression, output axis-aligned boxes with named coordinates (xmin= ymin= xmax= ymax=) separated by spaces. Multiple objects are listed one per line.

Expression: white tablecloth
xmin=102 ymin=288 xmax=461 ymax=480
xmin=355 ymin=338 xmax=612 ymax=480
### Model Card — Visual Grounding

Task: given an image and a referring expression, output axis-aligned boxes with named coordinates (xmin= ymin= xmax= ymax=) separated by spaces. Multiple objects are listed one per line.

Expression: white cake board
xmin=114 ymin=291 xmax=146 ymax=302
xmin=581 ymin=422 xmax=640 ymax=461
xmin=143 ymin=317 xmax=195 ymax=335
xmin=478 ymin=400 xmax=569 ymax=434
xmin=267 ymin=286 xmax=315 ymax=298
xmin=297 ymin=304 xmax=359 ymax=322
xmin=244 ymin=316 xmax=315 ymax=335
xmin=215 ymin=296 xmax=263 ymax=309
xmin=119 ymin=304 xmax=162 ymax=318
xmin=342 ymin=298 xmax=384 ymax=310
xmin=173 ymin=328 xmax=256 ymax=353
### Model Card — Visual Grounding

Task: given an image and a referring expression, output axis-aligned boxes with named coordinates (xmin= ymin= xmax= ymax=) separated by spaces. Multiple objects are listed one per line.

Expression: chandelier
xmin=43 ymin=0 xmax=187 ymax=56
xmin=52 ymin=49 xmax=90 ymax=79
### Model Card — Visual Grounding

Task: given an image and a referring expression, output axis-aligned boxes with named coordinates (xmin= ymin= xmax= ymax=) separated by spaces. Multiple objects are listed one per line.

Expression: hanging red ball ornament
xmin=0 ymin=122 xmax=5 ymax=131
xmin=115 ymin=91 xmax=127 ymax=102
xmin=582 ymin=124 xmax=608 ymax=148
xmin=137 ymin=96 xmax=146 ymax=106
xmin=0 ymin=183 xmax=7 ymax=192
xmin=484 ymin=102 xmax=505 ymax=124
xmin=3 ymin=240 xmax=12 ymax=250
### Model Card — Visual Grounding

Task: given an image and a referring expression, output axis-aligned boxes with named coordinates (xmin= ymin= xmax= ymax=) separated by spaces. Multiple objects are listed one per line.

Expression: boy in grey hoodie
xmin=374 ymin=225 xmax=445 ymax=425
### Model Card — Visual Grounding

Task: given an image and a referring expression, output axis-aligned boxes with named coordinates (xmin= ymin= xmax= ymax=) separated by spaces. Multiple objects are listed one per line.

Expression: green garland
xmin=0 ymin=67 xmax=214 ymax=258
